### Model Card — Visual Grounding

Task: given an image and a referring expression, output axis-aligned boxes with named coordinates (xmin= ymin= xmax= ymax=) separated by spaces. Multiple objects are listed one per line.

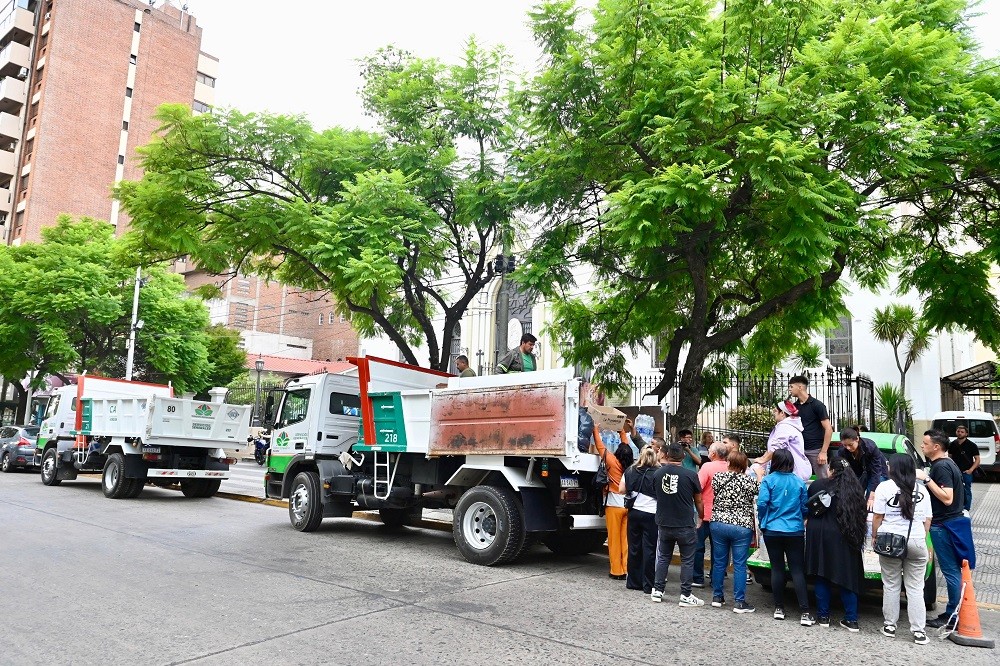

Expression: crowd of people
xmin=591 ymin=376 xmax=979 ymax=645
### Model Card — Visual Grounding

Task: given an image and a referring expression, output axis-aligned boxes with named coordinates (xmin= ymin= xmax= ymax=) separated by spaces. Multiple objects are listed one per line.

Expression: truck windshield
xmin=275 ymin=389 xmax=310 ymax=429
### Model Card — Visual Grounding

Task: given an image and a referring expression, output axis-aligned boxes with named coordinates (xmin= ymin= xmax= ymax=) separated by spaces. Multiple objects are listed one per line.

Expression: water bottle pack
xmin=634 ymin=414 xmax=655 ymax=441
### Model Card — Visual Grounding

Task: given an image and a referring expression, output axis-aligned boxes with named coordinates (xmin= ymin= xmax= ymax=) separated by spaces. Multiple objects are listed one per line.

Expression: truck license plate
xmin=560 ymin=475 xmax=579 ymax=488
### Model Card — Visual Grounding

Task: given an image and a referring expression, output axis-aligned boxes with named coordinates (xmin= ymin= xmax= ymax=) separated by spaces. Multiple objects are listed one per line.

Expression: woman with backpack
xmin=757 ymin=448 xmax=813 ymax=625
xmin=871 ymin=453 xmax=933 ymax=644
xmin=804 ymin=455 xmax=868 ymax=631
xmin=594 ymin=427 xmax=633 ymax=580
xmin=620 ymin=445 xmax=659 ymax=593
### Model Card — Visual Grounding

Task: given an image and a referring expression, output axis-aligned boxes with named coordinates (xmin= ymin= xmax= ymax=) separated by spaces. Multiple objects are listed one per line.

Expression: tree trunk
xmin=671 ymin=342 xmax=710 ymax=441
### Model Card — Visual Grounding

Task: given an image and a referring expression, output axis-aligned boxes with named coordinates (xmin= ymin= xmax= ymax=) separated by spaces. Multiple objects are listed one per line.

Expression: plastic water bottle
xmin=634 ymin=414 xmax=655 ymax=441
xmin=600 ymin=429 xmax=621 ymax=450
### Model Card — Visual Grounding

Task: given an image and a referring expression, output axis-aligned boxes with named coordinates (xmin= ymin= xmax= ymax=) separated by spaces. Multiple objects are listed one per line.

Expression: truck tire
xmin=923 ymin=560 xmax=937 ymax=611
xmin=127 ymin=478 xmax=146 ymax=499
xmin=40 ymin=448 xmax=61 ymax=486
xmin=288 ymin=471 xmax=323 ymax=532
xmin=102 ymin=453 xmax=132 ymax=499
xmin=541 ymin=529 xmax=607 ymax=556
xmin=453 ymin=485 xmax=525 ymax=566
xmin=180 ymin=479 xmax=222 ymax=498
xmin=1 ymin=452 xmax=12 ymax=473
xmin=379 ymin=507 xmax=421 ymax=529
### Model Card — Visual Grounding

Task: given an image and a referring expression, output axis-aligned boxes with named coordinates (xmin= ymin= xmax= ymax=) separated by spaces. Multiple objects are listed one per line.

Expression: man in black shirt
xmin=651 ymin=444 xmax=704 ymax=607
xmin=788 ymin=375 xmax=833 ymax=479
xmin=948 ymin=425 xmax=980 ymax=513
xmin=916 ymin=429 xmax=966 ymax=629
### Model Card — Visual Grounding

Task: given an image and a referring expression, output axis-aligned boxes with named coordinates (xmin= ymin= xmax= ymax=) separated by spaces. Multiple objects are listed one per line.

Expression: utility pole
xmin=125 ymin=266 xmax=142 ymax=381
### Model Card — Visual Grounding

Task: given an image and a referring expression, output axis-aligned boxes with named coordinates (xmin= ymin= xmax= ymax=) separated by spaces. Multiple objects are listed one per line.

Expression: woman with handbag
xmin=804 ymin=455 xmax=867 ymax=631
xmin=872 ymin=453 xmax=932 ymax=644
xmin=620 ymin=445 xmax=659 ymax=593
xmin=595 ymin=427 xmax=633 ymax=580
xmin=709 ymin=449 xmax=759 ymax=613
xmin=757 ymin=448 xmax=813 ymax=625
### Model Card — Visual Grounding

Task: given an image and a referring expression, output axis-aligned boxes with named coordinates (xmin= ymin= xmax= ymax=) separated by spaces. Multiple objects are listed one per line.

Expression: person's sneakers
xmin=733 ymin=600 xmax=756 ymax=614
xmin=691 ymin=580 xmax=705 ymax=588
xmin=817 ymin=615 xmax=831 ymax=627
xmin=926 ymin=613 xmax=952 ymax=629
xmin=913 ymin=630 xmax=929 ymax=645
xmin=679 ymin=594 xmax=705 ymax=607
xmin=881 ymin=623 xmax=896 ymax=638
xmin=801 ymin=613 xmax=816 ymax=626
xmin=840 ymin=619 xmax=860 ymax=633
xmin=650 ymin=589 xmax=663 ymax=603
xmin=711 ymin=596 xmax=725 ymax=608
xmin=773 ymin=607 xmax=785 ymax=620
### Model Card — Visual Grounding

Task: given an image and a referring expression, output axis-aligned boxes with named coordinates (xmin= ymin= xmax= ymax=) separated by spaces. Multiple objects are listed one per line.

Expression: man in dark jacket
xmin=495 ymin=333 xmax=537 ymax=373
xmin=839 ymin=429 xmax=887 ymax=509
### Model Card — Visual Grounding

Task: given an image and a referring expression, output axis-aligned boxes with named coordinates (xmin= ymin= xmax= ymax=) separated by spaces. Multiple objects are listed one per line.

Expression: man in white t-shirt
xmin=871 ymin=462 xmax=933 ymax=643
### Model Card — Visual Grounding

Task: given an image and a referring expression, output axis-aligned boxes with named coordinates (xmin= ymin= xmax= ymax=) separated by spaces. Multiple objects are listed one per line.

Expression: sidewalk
xmin=967 ymin=481 xmax=1000 ymax=606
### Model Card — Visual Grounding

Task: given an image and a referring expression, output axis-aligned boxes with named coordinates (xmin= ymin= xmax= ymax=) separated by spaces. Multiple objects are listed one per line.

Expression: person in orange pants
xmin=595 ymin=427 xmax=633 ymax=579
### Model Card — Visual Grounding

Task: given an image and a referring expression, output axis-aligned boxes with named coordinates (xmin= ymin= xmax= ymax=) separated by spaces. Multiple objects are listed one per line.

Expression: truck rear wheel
xmin=289 ymin=471 xmax=323 ymax=532
xmin=541 ymin=530 xmax=607 ymax=556
xmin=181 ymin=479 xmax=222 ymax=498
xmin=40 ymin=448 xmax=61 ymax=486
xmin=102 ymin=453 xmax=132 ymax=499
xmin=453 ymin=485 xmax=525 ymax=566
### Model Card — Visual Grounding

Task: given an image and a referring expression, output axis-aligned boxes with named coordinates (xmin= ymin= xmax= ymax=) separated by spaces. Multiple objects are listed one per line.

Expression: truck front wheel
xmin=289 ymin=471 xmax=323 ymax=532
xmin=453 ymin=485 xmax=525 ymax=566
xmin=40 ymin=448 xmax=61 ymax=486
xmin=102 ymin=453 xmax=132 ymax=499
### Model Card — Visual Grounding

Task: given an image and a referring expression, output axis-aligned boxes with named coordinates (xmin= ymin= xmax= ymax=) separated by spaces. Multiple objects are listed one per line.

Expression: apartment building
xmin=0 ymin=0 xmax=217 ymax=244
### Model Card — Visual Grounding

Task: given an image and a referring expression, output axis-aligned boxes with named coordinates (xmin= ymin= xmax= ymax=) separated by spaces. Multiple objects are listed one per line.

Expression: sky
xmin=187 ymin=0 xmax=1000 ymax=132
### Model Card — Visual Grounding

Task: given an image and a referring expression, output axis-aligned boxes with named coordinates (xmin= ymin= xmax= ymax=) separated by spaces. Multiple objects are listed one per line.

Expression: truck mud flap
xmin=520 ymin=487 xmax=558 ymax=532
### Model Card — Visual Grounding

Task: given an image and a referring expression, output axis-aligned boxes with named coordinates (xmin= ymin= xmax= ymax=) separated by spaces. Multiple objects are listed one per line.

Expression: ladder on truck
xmin=372 ymin=449 xmax=399 ymax=501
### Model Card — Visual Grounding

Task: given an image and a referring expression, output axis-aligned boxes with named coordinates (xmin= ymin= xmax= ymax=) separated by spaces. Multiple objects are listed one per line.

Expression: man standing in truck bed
xmin=496 ymin=334 xmax=537 ymax=373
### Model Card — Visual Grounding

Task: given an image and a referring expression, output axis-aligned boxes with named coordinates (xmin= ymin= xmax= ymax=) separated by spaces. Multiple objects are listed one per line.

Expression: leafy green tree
xmin=117 ymin=40 xmax=519 ymax=371
xmin=202 ymin=325 xmax=248 ymax=390
xmin=874 ymin=382 xmax=913 ymax=434
xmin=0 ymin=216 xmax=227 ymax=415
xmin=516 ymin=0 xmax=1000 ymax=428
xmin=870 ymin=303 xmax=932 ymax=406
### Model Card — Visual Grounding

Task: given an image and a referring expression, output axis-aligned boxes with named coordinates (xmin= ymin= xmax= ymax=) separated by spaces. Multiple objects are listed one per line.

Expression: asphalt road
xmin=2 ymin=470 xmax=998 ymax=666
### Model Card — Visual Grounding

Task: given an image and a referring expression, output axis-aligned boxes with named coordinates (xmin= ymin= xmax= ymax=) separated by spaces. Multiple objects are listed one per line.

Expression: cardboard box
xmin=588 ymin=403 xmax=627 ymax=432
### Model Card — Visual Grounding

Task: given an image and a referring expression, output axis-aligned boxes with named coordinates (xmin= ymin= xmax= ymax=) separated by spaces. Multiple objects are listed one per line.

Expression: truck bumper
xmin=146 ymin=469 xmax=230 ymax=480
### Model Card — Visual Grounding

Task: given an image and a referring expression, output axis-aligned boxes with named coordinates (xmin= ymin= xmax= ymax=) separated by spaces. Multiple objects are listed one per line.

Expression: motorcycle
xmin=250 ymin=432 xmax=270 ymax=466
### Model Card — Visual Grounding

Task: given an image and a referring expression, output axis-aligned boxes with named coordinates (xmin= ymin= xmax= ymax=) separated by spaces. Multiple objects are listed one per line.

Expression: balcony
xmin=0 ymin=41 xmax=29 ymax=79
xmin=0 ymin=110 xmax=17 ymax=140
xmin=0 ymin=184 xmax=11 ymax=215
xmin=0 ymin=4 xmax=33 ymax=46
xmin=0 ymin=76 xmax=23 ymax=113
xmin=0 ymin=147 xmax=14 ymax=177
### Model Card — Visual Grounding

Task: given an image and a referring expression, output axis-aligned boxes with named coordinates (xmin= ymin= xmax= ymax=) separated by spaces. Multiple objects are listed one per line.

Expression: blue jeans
xmin=710 ymin=521 xmax=752 ymax=602
xmin=693 ymin=520 xmax=712 ymax=583
xmin=654 ymin=525 xmax=697 ymax=596
xmin=962 ymin=473 xmax=973 ymax=512
xmin=930 ymin=523 xmax=963 ymax=616
xmin=814 ymin=576 xmax=858 ymax=622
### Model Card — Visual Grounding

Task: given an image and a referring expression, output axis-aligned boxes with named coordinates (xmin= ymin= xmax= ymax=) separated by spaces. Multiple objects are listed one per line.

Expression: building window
xmin=328 ymin=312 xmax=335 ymax=324
xmin=192 ymin=100 xmax=210 ymax=113
xmin=650 ymin=333 xmax=668 ymax=368
xmin=339 ymin=314 xmax=346 ymax=323
xmin=134 ymin=22 xmax=141 ymax=32
xmin=130 ymin=54 xmax=137 ymax=65
xmin=19 ymin=173 xmax=28 ymax=191
xmin=233 ymin=303 xmax=250 ymax=330
xmin=125 ymin=87 xmax=133 ymax=98
xmin=825 ymin=315 xmax=853 ymax=369
xmin=122 ymin=120 xmax=129 ymax=130
xmin=196 ymin=72 xmax=216 ymax=87
xmin=318 ymin=313 xmax=324 ymax=326
xmin=117 ymin=155 xmax=125 ymax=165
xmin=236 ymin=278 xmax=251 ymax=296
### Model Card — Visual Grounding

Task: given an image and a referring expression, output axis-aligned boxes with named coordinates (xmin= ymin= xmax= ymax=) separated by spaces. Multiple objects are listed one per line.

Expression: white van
xmin=930 ymin=410 xmax=999 ymax=475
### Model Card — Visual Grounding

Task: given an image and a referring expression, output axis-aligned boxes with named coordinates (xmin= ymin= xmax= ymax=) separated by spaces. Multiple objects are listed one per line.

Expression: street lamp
xmin=254 ymin=357 xmax=265 ymax=427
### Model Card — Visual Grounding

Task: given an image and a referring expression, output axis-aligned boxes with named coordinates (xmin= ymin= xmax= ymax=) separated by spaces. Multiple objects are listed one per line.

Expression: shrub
xmin=726 ymin=404 xmax=774 ymax=458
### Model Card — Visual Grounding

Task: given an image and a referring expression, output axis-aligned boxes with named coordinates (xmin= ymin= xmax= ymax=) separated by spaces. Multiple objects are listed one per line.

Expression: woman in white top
xmin=871 ymin=453 xmax=933 ymax=645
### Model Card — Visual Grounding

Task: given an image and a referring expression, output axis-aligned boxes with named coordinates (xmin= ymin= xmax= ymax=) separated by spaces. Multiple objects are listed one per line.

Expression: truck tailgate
xmin=429 ymin=382 xmax=569 ymax=456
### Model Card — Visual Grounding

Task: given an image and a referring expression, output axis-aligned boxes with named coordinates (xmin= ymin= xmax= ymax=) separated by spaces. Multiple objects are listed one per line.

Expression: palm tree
xmin=870 ymin=304 xmax=932 ymax=426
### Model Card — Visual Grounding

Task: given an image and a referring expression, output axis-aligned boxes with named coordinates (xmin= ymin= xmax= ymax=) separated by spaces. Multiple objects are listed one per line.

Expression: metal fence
xmin=621 ymin=368 xmax=876 ymax=436
xmin=225 ymin=380 xmax=286 ymax=426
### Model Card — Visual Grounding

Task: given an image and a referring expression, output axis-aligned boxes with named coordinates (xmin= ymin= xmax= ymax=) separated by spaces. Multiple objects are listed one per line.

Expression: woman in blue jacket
xmin=757 ymin=449 xmax=814 ymax=625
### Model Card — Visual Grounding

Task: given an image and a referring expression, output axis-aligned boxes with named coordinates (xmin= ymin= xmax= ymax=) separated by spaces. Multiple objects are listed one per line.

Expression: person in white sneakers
xmin=650 ymin=444 xmax=705 ymax=607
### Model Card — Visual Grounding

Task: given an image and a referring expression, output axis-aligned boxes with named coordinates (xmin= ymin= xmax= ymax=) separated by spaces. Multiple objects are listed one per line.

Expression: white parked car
xmin=931 ymin=410 xmax=999 ymax=478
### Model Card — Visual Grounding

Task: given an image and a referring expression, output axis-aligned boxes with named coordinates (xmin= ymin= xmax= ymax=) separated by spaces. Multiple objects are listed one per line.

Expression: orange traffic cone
xmin=948 ymin=559 xmax=995 ymax=649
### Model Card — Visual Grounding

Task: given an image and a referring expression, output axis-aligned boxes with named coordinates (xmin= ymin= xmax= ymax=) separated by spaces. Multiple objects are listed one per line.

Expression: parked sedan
xmin=0 ymin=425 xmax=40 ymax=472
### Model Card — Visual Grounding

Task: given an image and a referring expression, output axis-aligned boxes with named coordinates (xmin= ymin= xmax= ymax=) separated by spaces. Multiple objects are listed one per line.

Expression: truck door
xmin=317 ymin=377 xmax=361 ymax=456
xmin=271 ymin=388 xmax=313 ymax=457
